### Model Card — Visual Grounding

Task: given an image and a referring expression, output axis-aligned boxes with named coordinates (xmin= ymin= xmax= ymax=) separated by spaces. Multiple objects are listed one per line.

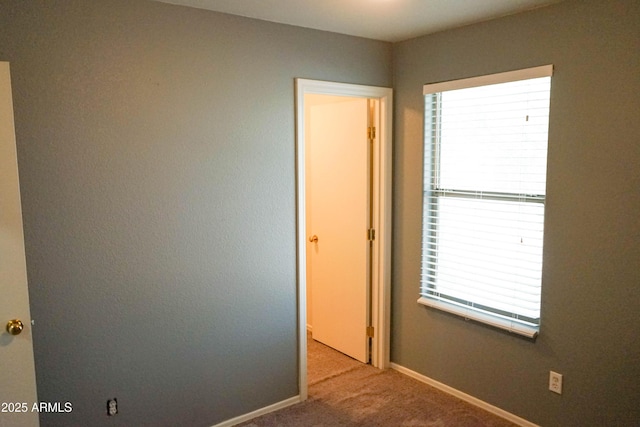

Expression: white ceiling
xmin=153 ymin=0 xmax=563 ymax=42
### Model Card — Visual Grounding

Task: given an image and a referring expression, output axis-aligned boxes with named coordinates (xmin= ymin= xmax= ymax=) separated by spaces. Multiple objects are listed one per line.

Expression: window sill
xmin=417 ymin=296 xmax=539 ymax=340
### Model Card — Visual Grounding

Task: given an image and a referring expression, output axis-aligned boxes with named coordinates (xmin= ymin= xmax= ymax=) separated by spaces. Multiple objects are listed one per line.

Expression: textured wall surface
xmin=0 ymin=1 xmax=391 ymax=425
xmin=391 ymin=0 xmax=640 ymax=425
xmin=3 ymin=0 xmax=639 ymax=426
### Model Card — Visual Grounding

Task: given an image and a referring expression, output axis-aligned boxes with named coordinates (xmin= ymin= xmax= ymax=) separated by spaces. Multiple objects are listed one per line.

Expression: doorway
xmin=306 ymin=94 xmax=370 ymax=363
xmin=295 ymin=79 xmax=392 ymax=401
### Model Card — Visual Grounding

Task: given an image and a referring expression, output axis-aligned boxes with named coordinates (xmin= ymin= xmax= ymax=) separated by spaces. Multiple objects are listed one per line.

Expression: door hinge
xmin=366 ymin=326 xmax=374 ymax=338
xmin=367 ymin=228 xmax=375 ymax=241
xmin=367 ymin=126 xmax=376 ymax=140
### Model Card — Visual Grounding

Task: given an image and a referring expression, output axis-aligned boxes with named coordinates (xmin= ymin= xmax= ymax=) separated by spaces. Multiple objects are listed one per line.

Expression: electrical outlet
xmin=107 ymin=399 xmax=118 ymax=416
xmin=549 ymin=371 xmax=562 ymax=394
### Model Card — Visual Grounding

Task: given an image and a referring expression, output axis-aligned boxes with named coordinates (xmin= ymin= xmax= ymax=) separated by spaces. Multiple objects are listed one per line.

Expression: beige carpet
xmin=239 ymin=335 xmax=517 ymax=426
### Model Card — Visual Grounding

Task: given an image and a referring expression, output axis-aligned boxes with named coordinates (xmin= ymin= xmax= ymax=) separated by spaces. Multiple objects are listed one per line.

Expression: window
xmin=419 ymin=65 xmax=553 ymax=338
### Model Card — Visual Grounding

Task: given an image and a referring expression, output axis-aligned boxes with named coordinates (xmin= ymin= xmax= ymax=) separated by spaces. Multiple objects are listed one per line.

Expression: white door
xmin=306 ymin=95 xmax=370 ymax=363
xmin=0 ymin=62 xmax=39 ymax=427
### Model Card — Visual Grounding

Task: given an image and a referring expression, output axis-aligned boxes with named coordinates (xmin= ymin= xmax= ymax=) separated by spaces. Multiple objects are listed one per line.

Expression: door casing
xmin=295 ymin=78 xmax=392 ymax=401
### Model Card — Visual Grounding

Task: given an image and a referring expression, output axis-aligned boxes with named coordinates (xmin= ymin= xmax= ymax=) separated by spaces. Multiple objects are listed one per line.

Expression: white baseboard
xmin=212 ymin=364 xmax=537 ymax=427
xmin=390 ymin=363 xmax=538 ymax=427
xmin=211 ymin=395 xmax=300 ymax=427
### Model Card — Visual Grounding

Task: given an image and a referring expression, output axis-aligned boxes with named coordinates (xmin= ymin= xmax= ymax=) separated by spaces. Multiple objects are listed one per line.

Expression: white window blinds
xmin=420 ymin=65 xmax=552 ymax=338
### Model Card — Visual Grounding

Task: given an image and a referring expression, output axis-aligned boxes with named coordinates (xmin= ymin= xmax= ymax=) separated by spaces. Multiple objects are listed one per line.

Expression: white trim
xmin=423 ymin=64 xmax=553 ymax=94
xmin=211 ymin=396 xmax=300 ymax=427
xmin=295 ymin=78 xmax=393 ymax=400
xmin=417 ymin=297 xmax=539 ymax=339
xmin=390 ymin=363 xmax=539 ymax=427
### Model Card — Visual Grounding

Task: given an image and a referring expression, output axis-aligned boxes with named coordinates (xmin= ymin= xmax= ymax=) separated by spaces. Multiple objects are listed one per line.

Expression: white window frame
xmin=419 ymin=65 xmax=553 ymax=339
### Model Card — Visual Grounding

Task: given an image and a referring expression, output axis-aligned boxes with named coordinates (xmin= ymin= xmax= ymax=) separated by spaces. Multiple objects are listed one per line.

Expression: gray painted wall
xmin=391 ymin=0 xmax=640 ymax=425
xmin=0 ymin=0 xmax=391 ymax=425
xmin=2 ymin=0 xmax=639 ymax=426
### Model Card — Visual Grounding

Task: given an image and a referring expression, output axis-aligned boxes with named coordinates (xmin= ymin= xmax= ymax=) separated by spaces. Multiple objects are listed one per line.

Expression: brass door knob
xmin=6 ymin=319 xmax=24 ymax=336
xmin=308 ymin=235 xmax=318 ymax=243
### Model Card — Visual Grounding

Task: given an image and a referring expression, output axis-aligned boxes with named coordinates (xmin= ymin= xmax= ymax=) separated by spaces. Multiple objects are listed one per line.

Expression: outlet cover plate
xmin=549 ymin=371 xmax=562 ymax=394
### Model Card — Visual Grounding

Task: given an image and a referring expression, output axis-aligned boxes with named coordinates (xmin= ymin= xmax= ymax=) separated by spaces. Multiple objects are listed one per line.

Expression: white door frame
xmin=295 ymin=78 xmax=392 ymax=400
